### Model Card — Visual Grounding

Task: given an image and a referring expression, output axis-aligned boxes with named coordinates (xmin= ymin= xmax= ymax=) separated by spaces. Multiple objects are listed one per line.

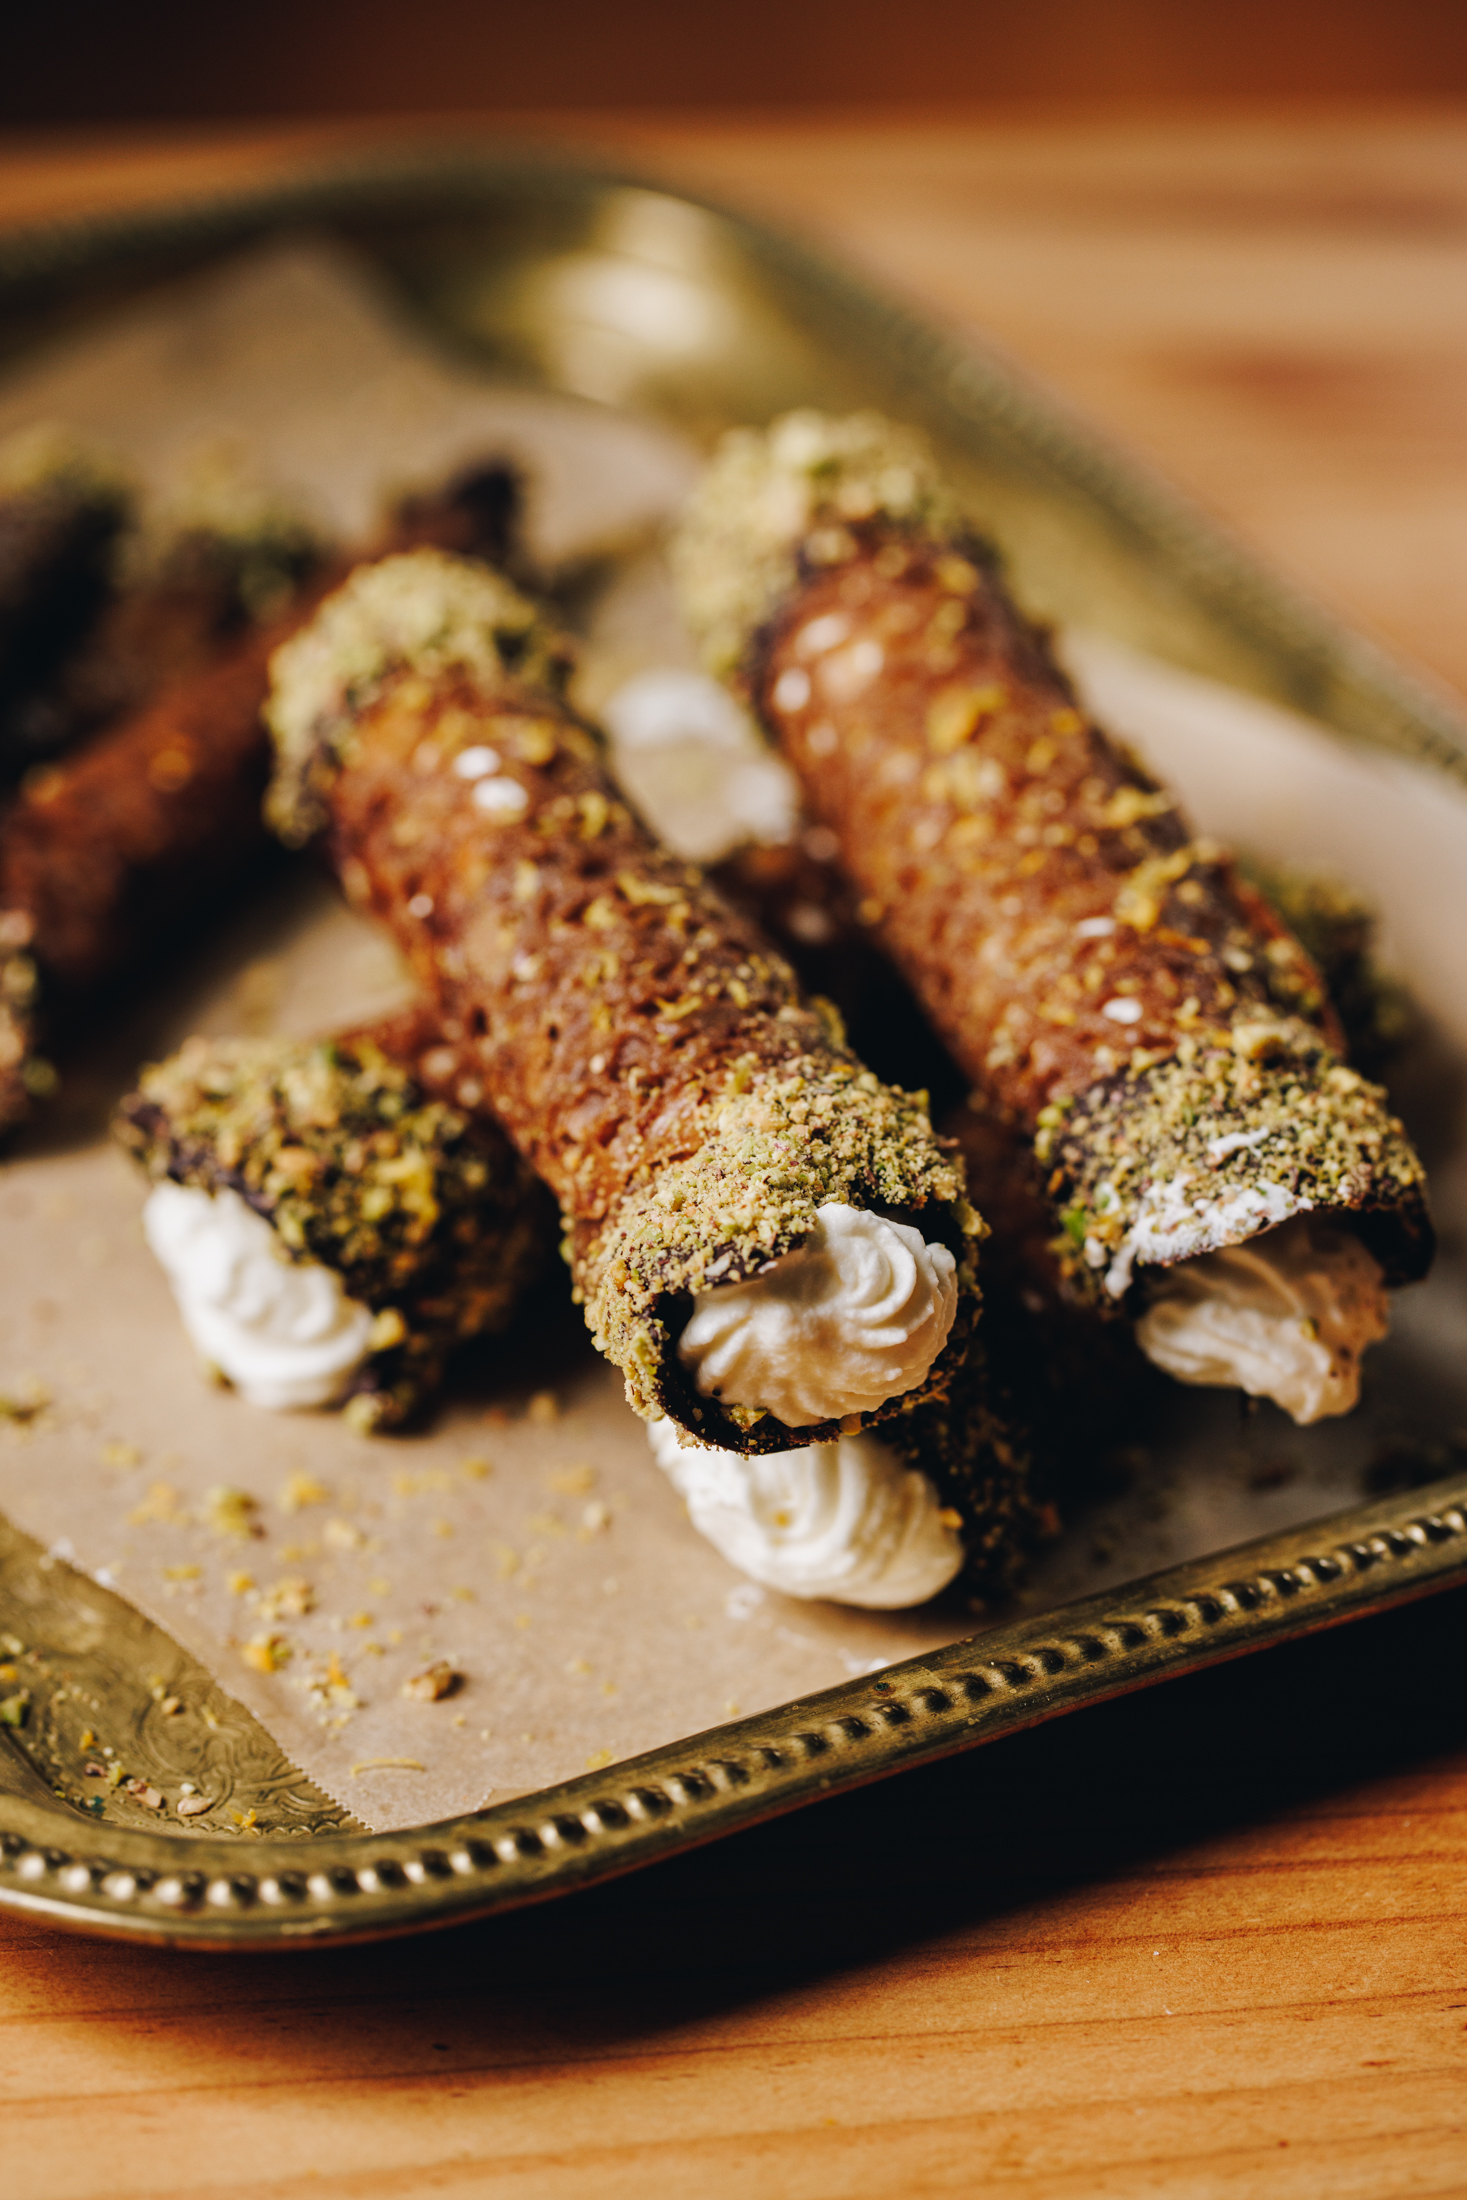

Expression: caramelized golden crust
xmin=0 ymin=610 xmax=306 ymax=997
xmin=747 ymin=527 xmax=1429 ymax=1296
xmin=4 ymin=519 xmax=321 ymax=780
xmin=757 ymin=536 xmax=1331 ymax=1104
xmin=269 ymin=554 xmax=977 ymax=1450
xmin=0 ymin=467 xmax=523 ymax=1137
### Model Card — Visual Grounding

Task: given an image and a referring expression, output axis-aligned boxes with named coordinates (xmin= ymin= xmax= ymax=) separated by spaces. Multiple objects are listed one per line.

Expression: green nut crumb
xmin=115 ymin=1028 xmax=550 ymax=1430
xmin=265 ymin=549 xmax=572 ymax=846
xmin=672 ymin=409 xmax=961 ymax=682
xmin=579 ymin=1049 xmax=976 ymax=1453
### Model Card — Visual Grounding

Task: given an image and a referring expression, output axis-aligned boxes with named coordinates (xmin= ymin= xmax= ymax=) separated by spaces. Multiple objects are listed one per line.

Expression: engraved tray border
xmin=3 ymin=145 xmax=1467 ymax=1946
xmin=4 ymin=1485 xmax=1466 ymax=1947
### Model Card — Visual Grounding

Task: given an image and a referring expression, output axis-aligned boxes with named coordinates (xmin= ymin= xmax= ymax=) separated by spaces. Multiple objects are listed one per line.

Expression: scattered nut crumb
xmin=256 ymin=1576 xmax=315 ymax=1622
xmin=241 ymin=1634 xmax=291 ymax=1674
xmin=279 ymin=1472 xmax=330 ymax=1513
xmin=0 ymin=1380 xmax=49 ymax=1423
xmin=205 ymin=1487 xmax=260 ymax=1539
xmin=549 ymin=1465 xmax=595 ymax=1496
xmin=402 ymin=1660 xmax=462 ymax=1702
xmin=129 ymin=1481 xmax=185 ymax=1526
xmin=527 ymin=1391 xmax=558 ymax=1426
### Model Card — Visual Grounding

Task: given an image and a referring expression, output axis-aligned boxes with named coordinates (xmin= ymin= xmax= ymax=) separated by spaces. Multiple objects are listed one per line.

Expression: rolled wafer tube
xmin=0 ymin=427 xmax=132 ymax=775
xmin=0 ymin=592 xmax=320 ymax=1135
xmin=386 ymin=1010 xmax=1041 ymax=1597
xmin=114 ymin=1014 xmax=553 ymax=1432
xmin=3 ymin=459 xmax=322 ymax=780
xmin=321 ymin=1007 xmax=1042 ymax=1594
xmin=673 ymin=412 xmax=1431 ymax=1424
xmin=669 ymin=700 xmax=1396 ymax=1443
xmin=0 ymin=460 xmax=525 ymax=1138
xmin=265 ymin=548 xmax=981 ymax=1454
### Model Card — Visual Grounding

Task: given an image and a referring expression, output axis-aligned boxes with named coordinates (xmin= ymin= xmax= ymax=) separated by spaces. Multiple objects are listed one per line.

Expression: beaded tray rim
xmin=3 ymin=144 xmax=1467 ymax=1947
xmin=4 ymin=1479 xmax=1466 ymax=1947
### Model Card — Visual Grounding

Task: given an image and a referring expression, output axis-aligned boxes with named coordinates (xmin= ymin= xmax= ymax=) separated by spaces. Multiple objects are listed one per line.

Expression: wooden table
xmin=4 ymin=111 xmax=1467 ymax=2198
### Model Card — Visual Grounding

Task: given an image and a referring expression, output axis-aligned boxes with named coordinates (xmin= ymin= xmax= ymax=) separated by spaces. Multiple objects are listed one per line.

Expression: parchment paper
xmin=2 ymin=238 xmax=1466 ymax=1832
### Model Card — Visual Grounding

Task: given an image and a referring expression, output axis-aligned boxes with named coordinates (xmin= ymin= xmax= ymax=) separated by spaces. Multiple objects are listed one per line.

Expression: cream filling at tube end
xmin=143 ymin=1181 xmax=376 ymax=1412
xmin=648 ymin=1414 xmax=963 ymax=1608
xmin=677 ymin=1201 xmax=958 ymax=1429
xmin=1134 ymin=1213 xmax=1389 ymax=1425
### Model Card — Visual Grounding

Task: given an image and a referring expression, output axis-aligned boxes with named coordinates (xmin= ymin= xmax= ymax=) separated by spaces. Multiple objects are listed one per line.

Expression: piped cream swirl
xmin=1135 ymin=1213 xmax=1389 ymax=1424
xmin=648 ymin=1415 xmax=962 ymax=1607
xmin=678 ymin=1201 xmax=957 ymax=1429
xmin=143 ymin=1182 xmax=375 ymax=1411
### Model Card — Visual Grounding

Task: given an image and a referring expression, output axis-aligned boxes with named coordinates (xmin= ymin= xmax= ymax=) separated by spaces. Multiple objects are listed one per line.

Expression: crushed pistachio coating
xmin=671 ymin=409 xmax=960 ymax=681
xmin=677 ymin=408 xmax=1434 ymax=1307
xmin=1043 ymin=1024 xmax=1430 ymax=1303
xmin=0 ymin=920 xmax=43 ymax=1135
xmin=579 ymin=1052 xmax=978 ymax=1450
xmin=0 ymin=422 xmax=131 ymax=505
xmin=265 ymin=550 xmax=981 ymax=1452
xmin=1241 ymin=856 xmax=1414 ymax=1074
xmin=883 ymin=1335 xmax=1048 ymax=1595
xmin=265 ymin=549 xmax=572 ymax=847
xmin=117 ymin=453 xmax=324 ymax=627
xmin=114 ymin=1030 xmax=552 ymax=1430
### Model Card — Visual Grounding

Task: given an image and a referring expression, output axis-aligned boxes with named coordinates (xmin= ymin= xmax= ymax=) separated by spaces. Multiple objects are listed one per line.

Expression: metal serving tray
xmin=2 ymin=143 xmax=1466 ymax=1947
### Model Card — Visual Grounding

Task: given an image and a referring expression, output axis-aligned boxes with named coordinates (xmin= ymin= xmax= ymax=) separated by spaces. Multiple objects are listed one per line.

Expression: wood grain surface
xmin=4 ymin=111 xmax=1467 ymax=2199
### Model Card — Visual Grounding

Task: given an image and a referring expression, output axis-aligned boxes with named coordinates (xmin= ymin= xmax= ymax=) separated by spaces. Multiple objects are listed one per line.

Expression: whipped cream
xmin=1135 ymin=1214 xmax=1389 ymax=1424
xmin=602 ymin=667 xmax=799 ymax=862
xmin=678 ymin=1201 xmax=957 ymax=1428
xmin=648 ymin=1415 xmax=962 ymax=1607
xmin=143 ymin=1182 xmax=376 ymax=1411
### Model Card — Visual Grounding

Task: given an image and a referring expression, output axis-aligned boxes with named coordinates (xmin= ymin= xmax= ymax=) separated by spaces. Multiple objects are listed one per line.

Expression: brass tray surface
xmin=3 ymin=143 xmax=1467 ymax=1947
